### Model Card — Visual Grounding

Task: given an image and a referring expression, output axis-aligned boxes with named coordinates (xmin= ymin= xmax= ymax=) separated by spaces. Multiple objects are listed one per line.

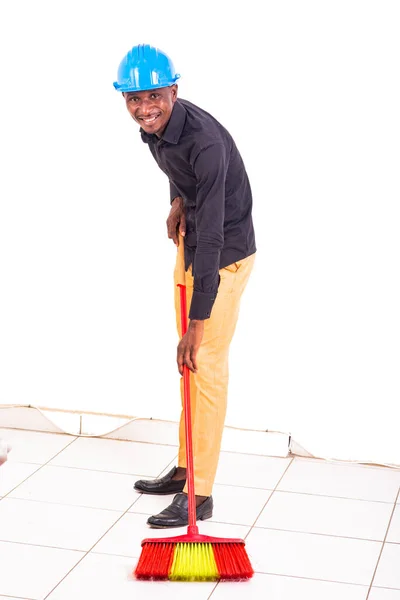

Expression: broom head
xmin=134 ymin=528 xmax=254 ymax=581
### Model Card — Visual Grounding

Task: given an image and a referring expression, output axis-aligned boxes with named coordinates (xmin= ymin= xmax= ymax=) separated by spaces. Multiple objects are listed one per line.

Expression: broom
xmin=134 ymin=237 xmax=254 ymax=581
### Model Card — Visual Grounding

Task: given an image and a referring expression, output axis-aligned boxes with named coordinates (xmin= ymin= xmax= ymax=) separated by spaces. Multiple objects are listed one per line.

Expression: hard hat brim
xmin=113 ymin=74 xmax=180 ymax=93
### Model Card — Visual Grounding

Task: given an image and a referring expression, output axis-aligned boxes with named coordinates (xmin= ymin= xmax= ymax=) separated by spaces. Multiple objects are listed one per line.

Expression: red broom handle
xmin=177 ymin=283 xmax=198 ymax=533
xmin=176 ymin=238 xmax=198 ymax=533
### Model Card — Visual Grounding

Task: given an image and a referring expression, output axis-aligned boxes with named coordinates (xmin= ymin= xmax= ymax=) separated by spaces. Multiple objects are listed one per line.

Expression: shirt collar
xmin=140 ymin=100 xmax=186 ymax=145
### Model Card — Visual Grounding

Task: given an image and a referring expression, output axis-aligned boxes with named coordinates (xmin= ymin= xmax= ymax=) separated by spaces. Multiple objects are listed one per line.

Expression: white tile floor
xmin=0 ymin=426 xmax=399 ymax=600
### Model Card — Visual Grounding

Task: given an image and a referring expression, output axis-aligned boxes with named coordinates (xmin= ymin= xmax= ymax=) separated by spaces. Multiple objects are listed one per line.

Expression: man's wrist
xmin=189 ymin=319 xmax=204 ymax=329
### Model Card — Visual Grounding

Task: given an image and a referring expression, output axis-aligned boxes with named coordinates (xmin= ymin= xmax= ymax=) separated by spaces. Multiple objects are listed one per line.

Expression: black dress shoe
xmin=147 ymin=493 xmax=213 ymax=528
xmin=134 ymin=467 xmax=186 ymax=495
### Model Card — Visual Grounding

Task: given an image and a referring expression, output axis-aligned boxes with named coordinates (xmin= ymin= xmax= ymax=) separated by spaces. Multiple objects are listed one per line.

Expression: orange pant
xmin=174 ymin=251 xmax=255 ymax=496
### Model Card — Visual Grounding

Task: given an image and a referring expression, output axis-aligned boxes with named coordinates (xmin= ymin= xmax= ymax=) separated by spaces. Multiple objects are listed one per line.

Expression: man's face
xmin=124 ymin=85 xmax=178 ymax=137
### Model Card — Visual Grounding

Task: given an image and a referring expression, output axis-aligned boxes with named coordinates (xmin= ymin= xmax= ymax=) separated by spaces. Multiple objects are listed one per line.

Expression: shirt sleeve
xmin=189 ymin=143 xmax=227 ymax=320
xmin=170 ymin=181 xmax=181 ymax=204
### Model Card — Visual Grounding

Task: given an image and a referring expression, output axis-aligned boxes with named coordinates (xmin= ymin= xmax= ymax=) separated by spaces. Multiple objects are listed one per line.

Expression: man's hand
xmin=167 ymin=196 xmax=186 ymax=246
xmin=177 ymin=320 xmax=204 ymax=375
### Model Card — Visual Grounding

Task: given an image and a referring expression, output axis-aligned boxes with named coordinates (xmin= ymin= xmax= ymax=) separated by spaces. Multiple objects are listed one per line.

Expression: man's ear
xmin=171 ymin=84 xmax=178 ymax=102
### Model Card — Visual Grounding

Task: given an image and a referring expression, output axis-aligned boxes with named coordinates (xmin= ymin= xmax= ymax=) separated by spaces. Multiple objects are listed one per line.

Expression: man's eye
xmin=129 ymin=97 xmax=139 ymax=102
xmin=151 ymin=94 xmax=159 ymax=99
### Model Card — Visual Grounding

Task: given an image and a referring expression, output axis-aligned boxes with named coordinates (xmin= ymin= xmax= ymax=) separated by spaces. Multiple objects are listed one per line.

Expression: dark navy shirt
xmin=141 ymin=99 xmax=256 ymax=320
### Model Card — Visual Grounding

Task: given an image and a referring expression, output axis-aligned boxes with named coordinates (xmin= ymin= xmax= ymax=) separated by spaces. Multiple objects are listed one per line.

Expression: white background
xmin=1 ymin=1 xmax=399 ymax=464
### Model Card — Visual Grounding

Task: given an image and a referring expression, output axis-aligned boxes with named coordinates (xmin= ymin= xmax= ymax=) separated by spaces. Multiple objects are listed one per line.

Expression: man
xmin=114 ymin=44 xmax=256 ymax=527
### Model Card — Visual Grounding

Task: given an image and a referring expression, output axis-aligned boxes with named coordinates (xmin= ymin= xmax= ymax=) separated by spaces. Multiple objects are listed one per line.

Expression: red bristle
xmin=213 ymin=543 xmax=254 ymax=581
xmin=134 ymin=542 xmax=175 ymax=580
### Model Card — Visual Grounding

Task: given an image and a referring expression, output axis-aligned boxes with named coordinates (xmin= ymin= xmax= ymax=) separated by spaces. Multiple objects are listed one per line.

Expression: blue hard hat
xmin=113 ymin=44 xmax=180 ymax=93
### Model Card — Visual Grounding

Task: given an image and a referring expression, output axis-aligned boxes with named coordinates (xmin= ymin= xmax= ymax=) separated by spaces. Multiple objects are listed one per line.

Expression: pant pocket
xmin=223 ymin=260 xmax=242 ymax=273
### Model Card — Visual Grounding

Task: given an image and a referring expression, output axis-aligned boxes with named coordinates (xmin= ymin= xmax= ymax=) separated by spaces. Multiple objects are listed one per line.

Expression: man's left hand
xmin=177 ymin=320 xmax=204 ymax=375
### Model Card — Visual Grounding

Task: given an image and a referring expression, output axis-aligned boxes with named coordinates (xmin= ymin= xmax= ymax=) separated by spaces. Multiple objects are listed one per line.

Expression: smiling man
xmin=114 ymin=44 xmax=256 ymax=528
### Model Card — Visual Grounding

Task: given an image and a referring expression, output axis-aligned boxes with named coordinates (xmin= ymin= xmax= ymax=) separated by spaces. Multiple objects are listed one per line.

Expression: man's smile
xmin=138 ymin=112 xmax=161 ymax=125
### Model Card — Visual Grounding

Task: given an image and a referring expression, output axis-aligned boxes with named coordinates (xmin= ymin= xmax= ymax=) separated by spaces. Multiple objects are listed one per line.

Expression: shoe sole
xmin=134 ymin=487 xmax=185 ymax=496
xmin=147 ymin=511 xmax=213 ymax=529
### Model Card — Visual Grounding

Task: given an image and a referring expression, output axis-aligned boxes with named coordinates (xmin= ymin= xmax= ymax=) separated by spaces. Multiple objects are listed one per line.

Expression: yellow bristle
xmin=169 ymin=543 xmax=220 ymax=581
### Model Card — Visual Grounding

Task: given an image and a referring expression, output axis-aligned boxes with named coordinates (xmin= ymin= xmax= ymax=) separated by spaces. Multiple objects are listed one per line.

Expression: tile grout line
xmin=0 ymin=594 xmax=36 ymax=600
xmin=244 ymin=456 xmax=296 ymax=541
xmin=366 ymin=484 xmax=400 ymax=599
xmin=0 ymin=538 xmax=87 ymax=553
xmin=289 ymin=458 xmax=400 ymax=475
xmin=250 ymin=570 xmax=371 ymax=587
xmin=0 ymin=496 xmax=132 ymax=514
xmin=207 ymin=569 xmax=373 ymax=599
xmin=371 ymin=584 xmax=400 ymax=592
xmin=383 ymin=541 xmax=400 ymax=547
xmin=206 ymin=582 xmax=220 ymax=599
xmin=0 ymin=594 xmax=35 ymax=600
xmin=10 ymin=462 xmax=170 ymax=478
xmin=236 ymin=526 xmax=389 ymax=544
xmin=269 ymin=488 xmax=400 ymax=505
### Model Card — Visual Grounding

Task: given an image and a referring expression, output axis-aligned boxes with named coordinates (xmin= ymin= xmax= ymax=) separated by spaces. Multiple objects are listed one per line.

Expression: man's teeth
xmin=142 ymin=115 xmax=159 ymax=123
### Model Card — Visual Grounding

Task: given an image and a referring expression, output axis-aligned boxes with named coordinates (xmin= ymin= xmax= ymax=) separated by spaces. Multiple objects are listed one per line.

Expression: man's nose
xmin=138 ymin=98 xmax=153 ymax=115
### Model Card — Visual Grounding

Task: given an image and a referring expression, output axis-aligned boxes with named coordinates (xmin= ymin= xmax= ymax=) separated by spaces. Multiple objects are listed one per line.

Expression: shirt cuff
xmin=170 ymin=181 xmax=181 ymax=204
xmin=189 ymin=290 xmax=217 ymax=320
